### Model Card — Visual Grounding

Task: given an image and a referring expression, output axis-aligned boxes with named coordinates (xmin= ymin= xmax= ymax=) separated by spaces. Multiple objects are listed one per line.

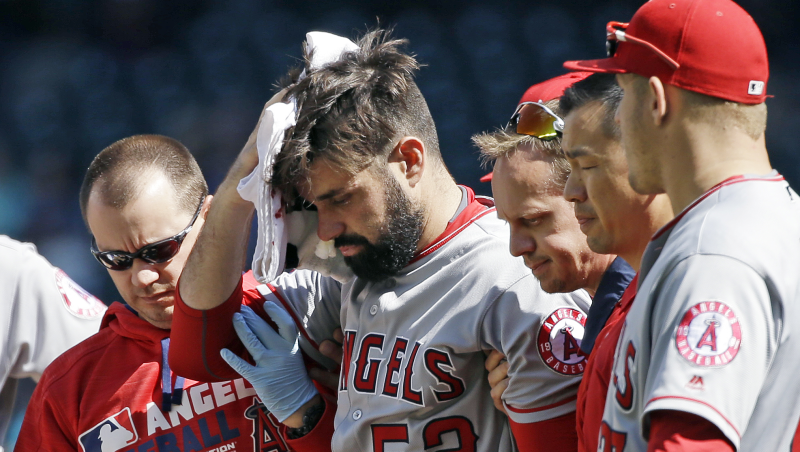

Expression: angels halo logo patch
xmin=676 ymin=301 xmax=742 ymax=367
xmin=55 ymin=268 xmax=106 ymax=319
xmin=537 ymin=308 xmax=587 ymax=375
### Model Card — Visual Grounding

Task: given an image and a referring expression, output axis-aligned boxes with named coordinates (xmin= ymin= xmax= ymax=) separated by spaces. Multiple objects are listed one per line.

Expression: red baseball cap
xmin=481 ymin=72 xmax=592 ymax=182
xmin=563 ymin=0 xmax=768 ymax=104
xmin=518 ymin=72 xmax=593 ymax=104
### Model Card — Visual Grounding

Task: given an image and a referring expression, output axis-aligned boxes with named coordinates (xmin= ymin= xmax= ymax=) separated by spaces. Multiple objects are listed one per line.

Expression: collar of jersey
xmin=408 ymin=185 xmax=495 ymax=265
xmin=652 ymin=171 xmax=784 ymax=241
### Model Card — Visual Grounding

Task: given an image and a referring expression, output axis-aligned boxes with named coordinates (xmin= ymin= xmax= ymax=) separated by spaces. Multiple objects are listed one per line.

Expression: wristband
xmin=286 ymin=402 xmax=325 ymax=439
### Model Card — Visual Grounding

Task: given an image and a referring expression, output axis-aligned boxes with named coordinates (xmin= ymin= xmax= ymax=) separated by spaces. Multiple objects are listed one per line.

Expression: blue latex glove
xmin=221 ymin=303 xmax=318 ymax=422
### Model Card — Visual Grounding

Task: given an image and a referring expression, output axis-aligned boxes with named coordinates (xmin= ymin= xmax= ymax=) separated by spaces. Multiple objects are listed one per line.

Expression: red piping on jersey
xmin=652 ymin=174 xmax=785 ymax=241
xmin=506 ymin=394 xmax=577 ymax=414
xmin=646 ymin=395 xmax=741 ymax=438
xmin=409 ymin=208 xmax=494 ymax=264
xmin=265 ymin=282 xmax=320 ymax=350
xmin=408 ymin=185 xmax=495 ymax=265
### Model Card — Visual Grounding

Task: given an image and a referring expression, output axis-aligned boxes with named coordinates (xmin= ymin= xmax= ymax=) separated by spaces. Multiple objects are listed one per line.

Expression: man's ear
xmin=389 ymin=136 xmax=425 ymax=187
xmin=648 ymin=76 xmax=669 ymax=127
xmin=201 ymin=194 xmax=213 ymax=219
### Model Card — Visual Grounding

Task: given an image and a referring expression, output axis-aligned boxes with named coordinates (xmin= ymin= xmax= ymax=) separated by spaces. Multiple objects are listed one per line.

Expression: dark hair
xmin=79 ymin=134 xmax=208 ymax=226
xmin=560 ymin=73 xmax=623 ymax=139
xmin=273 ymin=28 xmax=442 ymax=195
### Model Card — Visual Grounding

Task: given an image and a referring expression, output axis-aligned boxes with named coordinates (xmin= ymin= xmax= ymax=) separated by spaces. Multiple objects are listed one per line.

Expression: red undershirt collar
xmin=409 ymin=186 xmax=495 ymax=264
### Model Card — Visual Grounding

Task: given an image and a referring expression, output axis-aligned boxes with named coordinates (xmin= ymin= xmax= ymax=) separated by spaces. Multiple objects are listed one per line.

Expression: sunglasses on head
xmin=506 ymin=101 xmax=565 ymax=141
xmin=606 ymin=21 xmax=680 ymax=70
xmin=91 ymin=199 xmax=204 ymax=271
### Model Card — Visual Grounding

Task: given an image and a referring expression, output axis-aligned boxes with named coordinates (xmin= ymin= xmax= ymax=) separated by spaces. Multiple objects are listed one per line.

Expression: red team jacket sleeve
xmin=509 ymin=412 xmax=578 ymax=452
xmin=647 ymin=410 xmax=735 ymax=452
xmin=170 ymin=272 xmax=269 ymax=382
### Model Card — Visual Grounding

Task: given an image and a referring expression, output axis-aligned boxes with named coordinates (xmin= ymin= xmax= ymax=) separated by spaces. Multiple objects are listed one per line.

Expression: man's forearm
xmin=180 ymin=177 xmax=253 ymax=310
xmin=179 ymin=89 xmax=288 ymax=310
xmin=179 ymin=91 xmax=282 ymax=310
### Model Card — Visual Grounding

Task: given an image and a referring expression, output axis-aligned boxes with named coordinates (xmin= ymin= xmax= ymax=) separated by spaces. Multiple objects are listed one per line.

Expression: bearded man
xmin=170 ymin=29 xmax=592 ymax=451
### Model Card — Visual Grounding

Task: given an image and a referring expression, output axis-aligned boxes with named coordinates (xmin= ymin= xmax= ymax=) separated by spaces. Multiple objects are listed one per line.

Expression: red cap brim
xmin=563 ymin=57 xmax=629 ymax=74
xmin=479 ymin=172 xmax=493 ymax=183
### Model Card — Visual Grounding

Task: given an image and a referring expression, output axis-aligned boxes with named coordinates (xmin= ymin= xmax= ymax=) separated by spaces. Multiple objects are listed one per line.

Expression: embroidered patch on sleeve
xmin=676 ymin=301 xmax=741 ymax=367
xmin=537 ymin=308 xmax=587 ymax=375
xmin=55 ymin=269 xmax=107 ymax=319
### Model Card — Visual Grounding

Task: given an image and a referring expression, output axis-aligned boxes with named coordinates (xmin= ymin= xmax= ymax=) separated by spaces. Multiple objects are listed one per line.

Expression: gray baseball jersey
xmin=600 ymin=173 xmax=800 ymax=451
xmin=0 ymin=235 xmax=106 ymax=449
xmin=261 ymin=197 xmax=592 ymax=451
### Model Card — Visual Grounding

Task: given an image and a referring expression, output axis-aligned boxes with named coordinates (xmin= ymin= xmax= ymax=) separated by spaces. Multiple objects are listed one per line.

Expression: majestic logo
xmin=537 ymin=308 xmax=587 ymax=375
xmin=676 ymin=301 xmax=742 ymax=367
xmin=55 ymin=268 xmax=106 ymax=319
xmin=686 ymin=375 xmax=705 ymax=391
xmin=79 ymin=408 xmax=138 ymax=452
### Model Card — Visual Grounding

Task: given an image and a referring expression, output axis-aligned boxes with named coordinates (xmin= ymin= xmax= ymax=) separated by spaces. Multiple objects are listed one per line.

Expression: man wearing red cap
xmin=559 ymin=73 xmax=674 ymax=452
xmin=476 ymin=73 xmax=664 ymax=451
xmin=474 ymin=73 xmax=619 ymax=300
xmin=565 ymin=0 xmax=800 ymax=450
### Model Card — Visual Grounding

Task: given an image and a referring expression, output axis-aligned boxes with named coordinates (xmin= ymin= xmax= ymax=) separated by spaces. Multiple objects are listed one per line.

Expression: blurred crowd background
xmin=1 ymin=0 xmax=798 ymax=447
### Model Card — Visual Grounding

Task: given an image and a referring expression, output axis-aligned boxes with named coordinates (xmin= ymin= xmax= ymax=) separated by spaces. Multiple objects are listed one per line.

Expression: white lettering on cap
xmin=748 ymin=80 xmax=765 ymax=95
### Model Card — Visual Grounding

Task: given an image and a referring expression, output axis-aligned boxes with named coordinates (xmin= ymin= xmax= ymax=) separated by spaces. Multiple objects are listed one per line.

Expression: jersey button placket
xmin=352 ymin=409 xmax=363 ymax=420
xmin=369 ymin=304 xmax=378 ymax=315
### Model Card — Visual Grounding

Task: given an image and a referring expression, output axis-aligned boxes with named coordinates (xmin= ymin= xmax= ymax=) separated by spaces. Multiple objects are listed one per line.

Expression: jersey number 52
xmin=372 ymin=416 xmax=478 ymax=451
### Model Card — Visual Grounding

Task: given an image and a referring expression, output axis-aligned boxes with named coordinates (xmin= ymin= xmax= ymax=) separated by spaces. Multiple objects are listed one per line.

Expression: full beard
xmin=335 ymin=176 xmax=424 ymax=282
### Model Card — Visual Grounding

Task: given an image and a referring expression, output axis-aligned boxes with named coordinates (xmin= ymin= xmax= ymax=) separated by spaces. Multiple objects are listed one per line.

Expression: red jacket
xmin=576 ymin=275 xmax=637 ymax=452
xmin=16 ymin=302 xmax=291 ymax=452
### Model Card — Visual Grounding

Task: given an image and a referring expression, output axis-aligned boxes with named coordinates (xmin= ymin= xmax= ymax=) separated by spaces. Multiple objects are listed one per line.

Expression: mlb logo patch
xmin=748 ymin=80 xmax=765 ymax=96
xmin=79 ymin=408 xmax=138 ymax=452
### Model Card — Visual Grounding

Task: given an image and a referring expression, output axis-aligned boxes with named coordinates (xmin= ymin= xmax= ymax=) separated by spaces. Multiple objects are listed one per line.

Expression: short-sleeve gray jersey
xmin=601 ymin=173 xmax=800 ymax=451
xmin=260 ymin=205 xmax=591 ymax=451
xmin=0 ymin=235 xmax=106 ymax=449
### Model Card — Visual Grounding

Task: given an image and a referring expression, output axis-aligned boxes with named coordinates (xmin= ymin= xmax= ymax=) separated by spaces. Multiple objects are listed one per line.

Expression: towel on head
xmin=237 ymin=31 xmax=358 ymax=284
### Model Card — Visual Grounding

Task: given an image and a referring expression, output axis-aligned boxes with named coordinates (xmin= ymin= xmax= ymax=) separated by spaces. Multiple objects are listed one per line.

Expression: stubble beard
xmin=540 ymin=276 xmax=568 ymax=294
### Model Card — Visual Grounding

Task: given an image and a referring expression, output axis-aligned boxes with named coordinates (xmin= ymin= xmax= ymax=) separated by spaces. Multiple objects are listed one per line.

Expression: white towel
xmin=238 ymin=31 xmax=358 ymax=284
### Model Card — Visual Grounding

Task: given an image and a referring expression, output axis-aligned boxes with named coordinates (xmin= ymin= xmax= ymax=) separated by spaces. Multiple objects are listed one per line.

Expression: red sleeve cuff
xmin=169 ymin=277 xmax=248 ymax=381
xmin=282 ymin=399 xmax=335 ymax=452
xmin=648 ymin=410 xmax=735 ymax=452
xmin=509 ymin=411 xmax=578 ymax=452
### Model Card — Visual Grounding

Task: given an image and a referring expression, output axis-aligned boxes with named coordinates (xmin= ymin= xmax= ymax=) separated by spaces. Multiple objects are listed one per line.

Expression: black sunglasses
xmin=91 ymin=200 xmax=204 ymax=271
